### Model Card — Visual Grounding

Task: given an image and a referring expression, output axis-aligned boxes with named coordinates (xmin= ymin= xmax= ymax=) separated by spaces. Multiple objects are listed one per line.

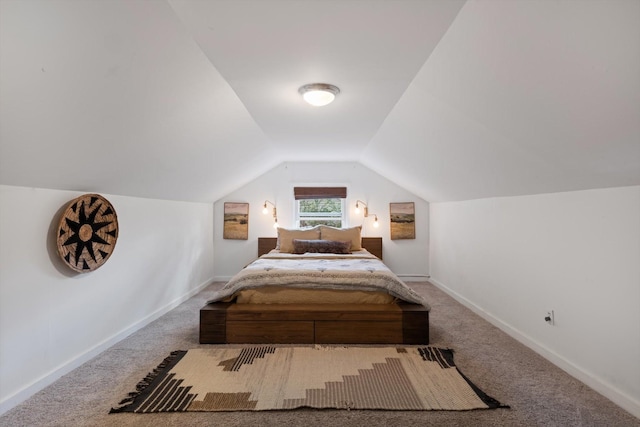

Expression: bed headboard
xmin=258 ymin=237 xmax=382 ymax=260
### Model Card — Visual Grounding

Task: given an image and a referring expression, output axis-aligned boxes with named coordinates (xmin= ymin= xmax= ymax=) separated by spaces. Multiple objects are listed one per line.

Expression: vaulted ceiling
xmin=1 ymin=0 xmax=638 ymax=203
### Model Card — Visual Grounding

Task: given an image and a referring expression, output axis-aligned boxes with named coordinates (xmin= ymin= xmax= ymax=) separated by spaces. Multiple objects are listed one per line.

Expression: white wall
xmin=213 ymin=162 xmax=429 ymax=280
xmin=429 ymin=185 xmax=640 ymax=418
xmin=0 ymin=185 xmax=215 ymax=414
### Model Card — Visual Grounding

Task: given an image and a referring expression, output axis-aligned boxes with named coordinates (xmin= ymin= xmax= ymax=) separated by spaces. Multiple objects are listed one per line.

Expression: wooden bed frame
xmin=200 ymin=237 xmax=429 ymax=345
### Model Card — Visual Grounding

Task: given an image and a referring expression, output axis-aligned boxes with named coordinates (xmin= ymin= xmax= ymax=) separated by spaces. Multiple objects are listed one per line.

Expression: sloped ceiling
xmin=1 ymin=0 xmax=638 ymax=203
xmin=361 ymin=0 xmax=640 ymax=201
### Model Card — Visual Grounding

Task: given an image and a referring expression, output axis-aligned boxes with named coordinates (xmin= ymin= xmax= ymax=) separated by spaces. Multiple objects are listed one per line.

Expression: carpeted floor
xmin=1 ymin=281 xmax=638 ymax=427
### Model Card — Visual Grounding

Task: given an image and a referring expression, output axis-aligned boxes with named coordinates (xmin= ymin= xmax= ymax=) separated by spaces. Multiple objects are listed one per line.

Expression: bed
xmin=200 ymin=226 xmax=430 ymax=345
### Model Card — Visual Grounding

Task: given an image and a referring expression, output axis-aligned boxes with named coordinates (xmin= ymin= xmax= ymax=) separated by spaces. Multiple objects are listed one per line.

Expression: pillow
xmin=319 ymin=225 xmax=362 ymax=251
xmin=277 ymin=227 xmax=321 ymax=253
xmin=292 ymin=239 xmax=352 ymax=254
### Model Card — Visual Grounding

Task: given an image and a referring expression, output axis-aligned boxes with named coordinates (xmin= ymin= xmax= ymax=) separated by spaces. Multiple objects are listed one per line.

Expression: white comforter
xmin=207 ymin=250 xmax=429 ymax=308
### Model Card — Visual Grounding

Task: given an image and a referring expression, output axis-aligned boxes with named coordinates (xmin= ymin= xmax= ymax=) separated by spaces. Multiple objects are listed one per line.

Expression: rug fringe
xmin=455 ymin=367 xmax=510 ymax=409
xmin=109 ymin=350 xmax=186 ymax=413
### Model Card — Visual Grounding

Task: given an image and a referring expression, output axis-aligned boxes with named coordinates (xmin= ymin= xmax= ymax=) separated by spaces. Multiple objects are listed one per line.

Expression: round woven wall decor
xmin=56 ymin=193 xmax=119 ymax=273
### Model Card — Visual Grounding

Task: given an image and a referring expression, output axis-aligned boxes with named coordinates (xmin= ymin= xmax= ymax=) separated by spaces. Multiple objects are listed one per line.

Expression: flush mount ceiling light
xmin=299 ymin=83 xmax=340 ymax=107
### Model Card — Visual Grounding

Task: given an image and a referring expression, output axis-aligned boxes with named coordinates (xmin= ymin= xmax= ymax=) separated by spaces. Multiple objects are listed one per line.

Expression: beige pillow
xmin=319 ymin=225 xmax=362 ymax=251
xmin=277 ymin=227 xmax=321 ymax=253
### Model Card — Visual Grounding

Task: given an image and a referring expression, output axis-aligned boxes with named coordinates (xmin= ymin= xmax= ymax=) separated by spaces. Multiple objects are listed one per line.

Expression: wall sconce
xmin=371 ymin=214 xmax=380 ymax=228
xmin=262 ymin=200 xmax=279 ymax=229
xmin=355 ymin=200 xmax=379 ymax=228
xmin=354 ymin=200 xmax=368 ymax=217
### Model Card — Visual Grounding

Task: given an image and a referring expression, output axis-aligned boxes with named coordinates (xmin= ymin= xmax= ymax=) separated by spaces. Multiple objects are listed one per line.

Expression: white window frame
xmin=295 ymin=198 xmax=346 ymax=228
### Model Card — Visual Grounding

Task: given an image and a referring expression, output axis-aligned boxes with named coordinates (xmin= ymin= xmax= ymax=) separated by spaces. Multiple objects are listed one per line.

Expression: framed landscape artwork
xmin=390 ymin=202 xmax=415 ymax=240
xmin=223 ymin=202 xmax=249 ymax=240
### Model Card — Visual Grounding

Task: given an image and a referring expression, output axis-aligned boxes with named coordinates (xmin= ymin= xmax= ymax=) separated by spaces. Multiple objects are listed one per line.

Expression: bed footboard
xmin=200 ymin=302 xmax=429 ymax=345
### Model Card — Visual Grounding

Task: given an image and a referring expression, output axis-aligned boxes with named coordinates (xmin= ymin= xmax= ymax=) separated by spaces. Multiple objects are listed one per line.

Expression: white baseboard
xmin=0 ymin=278 xmax=213 ymax=416
xmin=212 ymin=275 xmax=431 ymax=283
xmin=428 ymin=277 xmax=640 ymax=419
xmin=396 ymin=274 xmax=431 ymax=282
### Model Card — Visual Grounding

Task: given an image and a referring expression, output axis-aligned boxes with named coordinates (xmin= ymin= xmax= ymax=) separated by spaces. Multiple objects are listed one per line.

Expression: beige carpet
xmin=2 ymin=281 xmax=638 ymax=426
xmin=110 ymin=346 xmax=506 ymax=413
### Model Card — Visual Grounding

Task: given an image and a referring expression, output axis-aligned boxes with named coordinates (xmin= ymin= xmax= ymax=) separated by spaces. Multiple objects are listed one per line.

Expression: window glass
xmin=296 ymin=198 xmax=344 ymax=228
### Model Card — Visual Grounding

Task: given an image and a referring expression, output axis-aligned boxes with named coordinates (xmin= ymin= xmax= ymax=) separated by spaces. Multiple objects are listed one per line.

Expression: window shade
xmin=293 ymin=187 xmax=347 ymax=200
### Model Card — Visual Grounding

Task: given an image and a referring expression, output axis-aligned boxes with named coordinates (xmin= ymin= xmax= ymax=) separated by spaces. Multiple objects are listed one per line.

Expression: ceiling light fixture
xmin=299 ymin=83 xmax=340 ymax=107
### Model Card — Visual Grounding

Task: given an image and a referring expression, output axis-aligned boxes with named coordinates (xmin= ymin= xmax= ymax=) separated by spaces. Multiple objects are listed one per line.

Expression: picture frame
xmin=223 ymin=202 xmax=249 ymax=240
xmin=390 ymin=202 xmax=415 ymax=240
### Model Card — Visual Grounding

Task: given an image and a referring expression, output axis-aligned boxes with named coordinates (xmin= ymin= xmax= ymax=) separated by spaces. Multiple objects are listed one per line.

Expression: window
xmin=296 ymin=198 xmax=345 ymax=228
xmin=293 ymin=187 xmax=347 ymax=228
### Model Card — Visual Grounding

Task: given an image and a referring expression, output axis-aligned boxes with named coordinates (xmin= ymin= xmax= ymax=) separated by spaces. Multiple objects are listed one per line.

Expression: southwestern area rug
xmin=110 ymin=346 xmax=507 ymax=413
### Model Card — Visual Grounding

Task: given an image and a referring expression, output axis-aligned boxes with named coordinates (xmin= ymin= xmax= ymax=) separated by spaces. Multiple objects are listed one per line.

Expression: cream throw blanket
xmin=207 ymin=251 xmax=429 ymax=308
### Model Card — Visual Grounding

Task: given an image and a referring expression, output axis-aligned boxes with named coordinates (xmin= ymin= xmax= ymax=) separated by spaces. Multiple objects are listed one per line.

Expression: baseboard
xmin=396 ymin=274 xmax=431 ymax=282
xmin=214 ymin=275 xmax=430 ymax=283
xmin=0 ymin=278 xmax=213 ymax=416
xmin=429 ymin=277 xmax=640 ymax=419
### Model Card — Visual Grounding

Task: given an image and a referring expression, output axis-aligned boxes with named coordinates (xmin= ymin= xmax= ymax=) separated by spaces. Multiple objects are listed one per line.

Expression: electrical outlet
xmin=545 ymin=310 xmax=555 ymax=325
